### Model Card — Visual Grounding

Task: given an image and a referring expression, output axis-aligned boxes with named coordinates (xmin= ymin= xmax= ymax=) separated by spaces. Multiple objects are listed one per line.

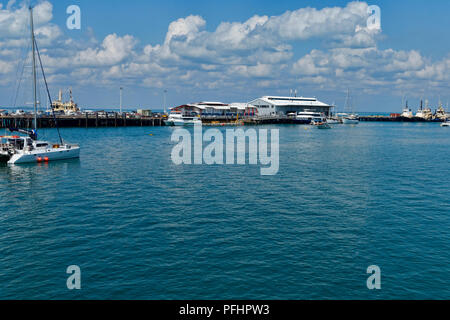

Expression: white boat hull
xmin=441 ymin=122 xmax=450 ymax=127
xmin=8 ymin=145 xmax=80 ymax=164
xmin=165 ymin=119 xmax=202 ymax=126
xmin=342 ymin=118 xmax=360 ymax=124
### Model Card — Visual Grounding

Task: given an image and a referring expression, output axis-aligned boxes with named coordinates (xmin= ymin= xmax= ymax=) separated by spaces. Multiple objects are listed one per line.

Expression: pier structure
xmin=1 ymin=113 xmax=446 ymax=130
xmin=0 ymin=113 xmax=164 ymax=129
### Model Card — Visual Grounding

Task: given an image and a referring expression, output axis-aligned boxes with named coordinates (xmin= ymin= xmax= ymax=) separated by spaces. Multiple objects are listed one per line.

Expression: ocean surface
xmin=0 ymin=122 xmax=449 ymax=300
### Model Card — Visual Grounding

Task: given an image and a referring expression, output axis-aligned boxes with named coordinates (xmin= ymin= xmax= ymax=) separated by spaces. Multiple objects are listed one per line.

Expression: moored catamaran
xmin=0 ymin=7 xmax=80 ymax=165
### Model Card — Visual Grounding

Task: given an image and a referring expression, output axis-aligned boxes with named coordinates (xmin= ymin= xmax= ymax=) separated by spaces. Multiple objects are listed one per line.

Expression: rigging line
xmin=34 ymin=39 xmax=63 ymax=145
xmin=12 ymin=43 xmax=31 ymax=108
xmin=13 ymin=56 xmax=27 ymax=108
xmin=11 ymin=13 xmax=30 ymax=106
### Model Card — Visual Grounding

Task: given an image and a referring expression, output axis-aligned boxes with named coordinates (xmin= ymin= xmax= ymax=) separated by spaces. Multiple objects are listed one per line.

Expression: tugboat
xmin=435 ymin=99 xmax=447 ymax=121
xmin=400 ymin=99 xmax=414 ymax=120
xmin=414 ymin=100 xmax=433 ymax=121
xmin=51 ymin=88 xmax=80 ymax=115
xmin=3 ymin=7 xmax=80 ymax=165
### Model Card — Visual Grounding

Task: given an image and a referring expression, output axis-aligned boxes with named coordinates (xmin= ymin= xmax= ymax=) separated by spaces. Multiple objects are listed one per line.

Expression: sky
xmin=0 ymin=0 xmax=449 ymax=112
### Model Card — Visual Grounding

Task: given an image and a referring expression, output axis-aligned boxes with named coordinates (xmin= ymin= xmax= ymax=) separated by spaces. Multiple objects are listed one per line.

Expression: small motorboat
xmin=441 ymin=120 xmax=450 ymax=127
xmin=312 ymin=120 xmax=331 ymax=129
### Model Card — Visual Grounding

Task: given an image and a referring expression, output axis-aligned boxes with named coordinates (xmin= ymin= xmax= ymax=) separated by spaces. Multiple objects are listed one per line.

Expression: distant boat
xmin=312 ymin=120 xmax=331 ymax=129
xmin=414 ymin=100 xmax=433 ymax=121
xmin=400 ymin=99 xmax=414 ymax=119
xmin=164 ymin=112 xmax=202 ymax=126
xmin=342 ymin=89 xmax=359 ymax=125
xmin=441 ymin=120 xmax=450 ymax=127
xmin=342 ymin=114 xmax=360 ymax=124
xmin=326 ymin=118 xmax=340 ymax=124
xmin=435 ymin=99 xmax=447 ymax=121
xmin=1 ymin=7 xmax=80 ymax=164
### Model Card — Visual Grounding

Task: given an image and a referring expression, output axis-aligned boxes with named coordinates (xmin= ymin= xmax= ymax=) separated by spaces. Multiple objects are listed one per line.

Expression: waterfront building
xmin=171 ymin=102 xmax=258 ymax=117
xmin=248 ymin=96 xmax=333 ymax=117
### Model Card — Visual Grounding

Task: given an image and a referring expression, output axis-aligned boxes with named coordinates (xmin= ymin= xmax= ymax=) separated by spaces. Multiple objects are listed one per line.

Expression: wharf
xmin=0 ymin=113 xmax=165 ymax=129
xmin=359 ymin=116 xmax=444 ymax=122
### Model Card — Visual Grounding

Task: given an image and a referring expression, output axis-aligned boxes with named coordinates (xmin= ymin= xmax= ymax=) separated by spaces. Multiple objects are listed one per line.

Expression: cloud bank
xmin=0 ymin=1 xmax=448 ymax=107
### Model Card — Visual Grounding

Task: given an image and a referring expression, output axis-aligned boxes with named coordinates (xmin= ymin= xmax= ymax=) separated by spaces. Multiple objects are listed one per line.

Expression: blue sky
xmin=0 ymin=0 xmax=449 ymax=111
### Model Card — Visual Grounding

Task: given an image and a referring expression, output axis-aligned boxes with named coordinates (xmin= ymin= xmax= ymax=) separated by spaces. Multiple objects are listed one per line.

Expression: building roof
xmin=251 ymin=96 xmax=332 ymax=108
xmin=172 ymin=102 xmax=254 ymax=111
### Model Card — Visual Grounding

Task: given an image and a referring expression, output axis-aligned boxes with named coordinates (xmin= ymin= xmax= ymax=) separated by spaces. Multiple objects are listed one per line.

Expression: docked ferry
xmin=296 ymin=111 xmax=326 ymax=124
xmin=164 ymin=112 xmax=202 ymax=126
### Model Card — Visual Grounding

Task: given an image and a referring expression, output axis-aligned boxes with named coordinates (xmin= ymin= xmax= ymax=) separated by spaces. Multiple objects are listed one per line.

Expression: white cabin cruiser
xmin=165 ymin=112 xmax=202 ymax=126
xmin=342 ymin=114 xmax=360 ymax=124
xmin=296 ymin=111 xmax=326 ymax=123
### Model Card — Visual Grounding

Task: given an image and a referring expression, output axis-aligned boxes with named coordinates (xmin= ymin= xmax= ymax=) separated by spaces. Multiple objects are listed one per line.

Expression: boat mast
xmin=345 ymin=88 xmax=350 ymax=113
xmin=30 ymin=7 xmax=38 ymax=133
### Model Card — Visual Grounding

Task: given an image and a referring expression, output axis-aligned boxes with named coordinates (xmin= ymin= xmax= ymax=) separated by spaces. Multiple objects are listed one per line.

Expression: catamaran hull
xmin=8 ymin=147 xmax=80 ymax=164
xmin=0 ymin=153 xmax=10 ymax=163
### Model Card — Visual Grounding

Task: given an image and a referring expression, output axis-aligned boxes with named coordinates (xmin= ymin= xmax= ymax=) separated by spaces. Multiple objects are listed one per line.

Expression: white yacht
xmin=342 ymin=114 xmax=360 ymax=124
xmin=1 ymin=7 xmax=80 ymax=165
xmin=296 ymin=111 xmax=326 ymax=123
xmin=441 ymin=120 xmax=450 ymax=127
xmin=342 ymin=89 xmax=359 ymax=124
xmin=165 ymin=112 xmax=202 ymax=126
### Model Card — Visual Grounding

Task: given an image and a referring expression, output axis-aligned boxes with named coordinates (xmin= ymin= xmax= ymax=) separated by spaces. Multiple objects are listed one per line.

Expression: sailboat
xmin=342 ymin=89 xmax=360 ymax=124
xmin=0 ymin=7 xmax=80 ymax=165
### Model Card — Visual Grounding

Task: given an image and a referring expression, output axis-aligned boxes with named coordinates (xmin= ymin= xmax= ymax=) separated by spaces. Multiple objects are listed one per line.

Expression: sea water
xmin=0 ymin=122 xmax=449 ymax=299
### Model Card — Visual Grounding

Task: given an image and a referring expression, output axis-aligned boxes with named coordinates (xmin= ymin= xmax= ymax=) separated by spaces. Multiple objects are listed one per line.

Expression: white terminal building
xmin=171 ymin=96 xmax=333 ymax=117
xmin=248 ymin=96 xmax=334 ymax=117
